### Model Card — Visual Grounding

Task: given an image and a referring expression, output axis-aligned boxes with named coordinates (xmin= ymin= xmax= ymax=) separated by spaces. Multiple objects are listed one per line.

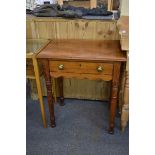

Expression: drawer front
xmin=49 ymin=61 xmax=113 ymax=75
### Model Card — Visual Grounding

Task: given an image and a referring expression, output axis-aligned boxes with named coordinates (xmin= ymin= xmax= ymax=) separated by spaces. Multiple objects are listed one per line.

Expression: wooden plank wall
xmin=26 ymin=15 xmax=119 ymax=100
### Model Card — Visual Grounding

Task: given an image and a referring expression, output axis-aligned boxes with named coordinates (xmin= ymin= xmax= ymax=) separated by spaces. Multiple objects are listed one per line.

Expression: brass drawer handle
xmin=97 ymin=66 xmax=103 ymax=72
xmin=58 ymin=64 xmax=64 ymax=70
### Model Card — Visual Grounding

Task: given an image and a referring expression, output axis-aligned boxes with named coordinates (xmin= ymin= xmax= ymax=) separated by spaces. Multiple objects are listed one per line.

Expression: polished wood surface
xmin=58 ymin=77 xmax=65 ymax=106
xmin=50 ymin=61 xmax=113 ymax=75
xmin=49 ymin=60 xmax=113 ymax=81
xmin=108 ymin=62 xmax=121 ymax=134
xmin=118 ymin=63 xmax=126 ymax=113
xmin=42 ymin=59 xmax=56 ymax=128
xmin=50 ymin=72 xmax=112 ymax=81
xmin=32 ymin=57 xmax=47 ymax=128
xmin=37 ymin=40 xmax=126 ymax=62
xmin=37 ymin=39 xmax=126 ymax=134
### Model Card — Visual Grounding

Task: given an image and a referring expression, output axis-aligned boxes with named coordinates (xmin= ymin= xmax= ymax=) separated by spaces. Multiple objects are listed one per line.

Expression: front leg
xmin=121 ymin=71 xmax=129 ymax=132
xmin=42 ymin=59 xmax=56 ymax=128
xmin=108 ymin=62 xmax=121 ymax=134
xmin=58 ymin=77 xmax=65 ymax=106
xmin=121 ymin=52 xmax=129 ymax=132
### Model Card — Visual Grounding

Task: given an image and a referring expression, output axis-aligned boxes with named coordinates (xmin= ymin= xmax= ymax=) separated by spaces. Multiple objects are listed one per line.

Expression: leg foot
xmin=42 ymin=60 xmax=56 ymax=129
xmin=51 ymin=117 xmax=56 ymax=128
xmin=59 ymin=97 xmax=65 ymax=106
xmin=58 ymin=77 xmax=65 ymax=106
xmin=108 ymin=63 xmax=121 ymax=135
xmin=108 ymin=125 xmax=114 ymax=134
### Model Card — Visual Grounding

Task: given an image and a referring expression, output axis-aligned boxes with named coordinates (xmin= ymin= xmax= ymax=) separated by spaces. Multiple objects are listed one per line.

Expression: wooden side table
xmin=117 ymin=16 xmax=129 ymax=132
xmin=37 ymin=39 xmax=127 ymax=134
xmin=26 ymin=39 xmax=51 ymax=128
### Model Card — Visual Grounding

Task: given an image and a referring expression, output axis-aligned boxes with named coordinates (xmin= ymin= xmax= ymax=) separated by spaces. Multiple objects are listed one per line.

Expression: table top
xmin=26 ymin=39 xmax=50 ymax=58
xmin=37 ymin=39 xmax=127 ymax=62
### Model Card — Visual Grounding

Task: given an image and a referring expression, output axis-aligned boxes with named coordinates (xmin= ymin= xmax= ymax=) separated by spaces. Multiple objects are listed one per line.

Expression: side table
xmin=37 ymin=39 xmax=127 ymax=134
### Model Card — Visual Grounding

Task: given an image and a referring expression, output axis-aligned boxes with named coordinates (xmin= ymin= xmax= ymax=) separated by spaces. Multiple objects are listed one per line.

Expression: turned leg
xmin=42 ymin=59 xmax=56 ymax=128
xmin=108 ymin=62 xmax=121 ymax=134
xmin=118 ymin=63 xmax=126 ymax=114
xmin=52 ymin=78 xmax=57 ymax=103
xmin=32 ymin=57 xmax=47 ymax=128
xmin=121 ymin=71 xmax=129 ymax=132
xmin=121 ymin=51 xmax=129 ymax=132
xmin=58 ymin=77 xmax=65 ymax=106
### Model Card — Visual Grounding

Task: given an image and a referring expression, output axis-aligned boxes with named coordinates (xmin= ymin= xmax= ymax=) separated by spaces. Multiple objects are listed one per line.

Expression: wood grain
xmin=32 ymin=57 xmax=47 ymax=128
xmin=42 ymin=59 xmax=56 ymax=127
xmin=49 ymin=61 xmax=113 ymax=75
xmin=118 ymin=62 xmax=126 ymax=113
xmin=26 ymin=16 xmax=119 ymax=41
xmin=108 ymin=62 xmax=121 ymax=134
xmin=57 ymin=77 xmax=65 ymax=106
xmin=50 ymin=72 xmax=112 ymax=81
xmin=38 ymin=39 xmax=125 ymax=133
xmin=37 ymin=40 xmax=126 ymax=62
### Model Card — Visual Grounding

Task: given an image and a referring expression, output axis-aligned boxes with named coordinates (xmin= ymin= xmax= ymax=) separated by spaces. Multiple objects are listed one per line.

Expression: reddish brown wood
xmin=37 ymin=40 xmax=126 ymax=62
xmin=108 ymin=62 xmax=121 ymax=134
xmin=41 ymin=59 xmax=56 ymax=128
xmin=58 ymin=77 xmax=65 ymax=106
xmin=118 ymin=62 xmax=126 ymax=113
xmin=50 ymin=72 xmax=112 ymax=81
xmin=49 ymin=61 xmax=113 ymax=75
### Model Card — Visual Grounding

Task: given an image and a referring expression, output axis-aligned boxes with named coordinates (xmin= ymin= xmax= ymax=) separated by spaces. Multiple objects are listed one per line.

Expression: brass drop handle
xmin=58 ymin=64 xmax=64 ymax=70
xmin=97 ymin=66 xmax=103 ymax=72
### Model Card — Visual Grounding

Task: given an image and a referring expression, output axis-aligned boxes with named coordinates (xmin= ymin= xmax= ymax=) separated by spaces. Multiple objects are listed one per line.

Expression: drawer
xmin=49 ymin=61 xmax=113 ymax=75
